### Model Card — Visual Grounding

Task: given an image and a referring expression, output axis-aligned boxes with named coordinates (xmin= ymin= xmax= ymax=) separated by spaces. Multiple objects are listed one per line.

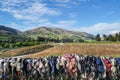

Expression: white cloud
xmin=54 ymin=0 xmax=70 ymax=3
xmin=0 ymin=0 xmax=61 ymax=21
xmin=52 ymin=0 xmax=90 ymax=8
xmin=110 ymin=30 xmax=120 ymax=34
xmin=6 ymin=22 xmax=25 ymax=30
xmin=58 ymin=20 xmax=76 ymax=27
xmin=0 ymin=0 xmax=62 ymax=30
xmin=69 ymin=13 xmax=78 ymax=18
xmin=72 ymin=22 xmax=120 ymax=35
xmin=6 ymin=20 xmax=76 ymax=31
xmin=42 ymin=20 xmax=76 ymax=28
xmin=54 ymin=0 xmax=90 ymax=3
xmin=92 ymin=4 xmax=101 ymax=9
xmin=42 ymin=22 xmax=64 ymax=28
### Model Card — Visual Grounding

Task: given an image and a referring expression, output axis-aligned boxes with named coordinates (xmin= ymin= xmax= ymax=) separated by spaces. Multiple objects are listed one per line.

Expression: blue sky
xmin=0 ymin=0 xmax=120 ymax=35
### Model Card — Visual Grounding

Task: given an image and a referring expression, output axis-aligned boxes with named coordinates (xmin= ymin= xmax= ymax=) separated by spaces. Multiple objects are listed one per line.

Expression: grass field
xmin=26 ymin=43 xmax=120 ymax=58
xmin=0 ymin=43 xmax=120 ymax=58
xmin=0 ymin=44 xmax=53 ymax=58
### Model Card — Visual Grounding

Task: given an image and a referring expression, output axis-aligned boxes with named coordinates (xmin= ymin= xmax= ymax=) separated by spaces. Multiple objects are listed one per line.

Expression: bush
xmin=15 ymin=42 xmax=22 ymax=47
xmin=3 ymin=43 xmax=10 ymax=48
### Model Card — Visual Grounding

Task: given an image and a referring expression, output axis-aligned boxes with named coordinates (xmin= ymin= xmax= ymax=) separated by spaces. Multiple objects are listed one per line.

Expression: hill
xmin=0 ymin=25 xmax=24 ymax=40
xmin=0 ymin=25 xmax=95 ymax=43
xmin=0 ymin=25 xmax=21 ymax=34
xmin=24 ymin=27 xmax=94 ymax=41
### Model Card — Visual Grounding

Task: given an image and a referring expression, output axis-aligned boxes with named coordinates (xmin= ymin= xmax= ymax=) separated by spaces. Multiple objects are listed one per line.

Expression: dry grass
xmin=0 ymin=44 xmax=53 ymax=58
xmin=26 ymin=43 xmax=120 ymax=58
xmin=0 ymin=43 xmax=120 ymax=58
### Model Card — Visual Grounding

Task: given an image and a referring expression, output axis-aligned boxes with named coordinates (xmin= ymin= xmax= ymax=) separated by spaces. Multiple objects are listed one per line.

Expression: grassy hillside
xmin=0 ymin=25 xmax=25 ymax=41
xmin=24 ymin=27 xmax=94 ymax=40
xmin=0 ymin=25 xmax=94 ymax=47
xmin=0 ymin=25 xmax=20 ymax=34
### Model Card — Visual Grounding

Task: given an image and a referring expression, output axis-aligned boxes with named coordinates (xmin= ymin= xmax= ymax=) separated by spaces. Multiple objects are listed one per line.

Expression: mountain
xmin=0 ymin=25 xmax=23 ymax=40
xmin=24 ymin=27 xmax=94 ymax=40
xmin=0 ymin=25 xmax=21 ymax=34
xmin=0 ymin=25 xmax=94 ymax=42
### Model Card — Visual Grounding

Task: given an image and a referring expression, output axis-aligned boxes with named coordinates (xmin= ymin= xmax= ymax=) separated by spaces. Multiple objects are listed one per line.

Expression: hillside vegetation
xmin=0 ymin=25 xmax=23 ymax=39
xmin=0 ymin=25 xmax=94 ymax=49
xmin=24 ymin=27 xmax=94 ymax=40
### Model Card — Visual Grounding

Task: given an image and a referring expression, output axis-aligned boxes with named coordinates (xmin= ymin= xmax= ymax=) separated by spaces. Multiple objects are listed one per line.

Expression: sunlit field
xmin=0 ymin=43 xmax=120 ymax=58
xmin=25 ymin=43 xmax=120 ymax=57
xmin=0 ymin=44 xmax=53 ymax=58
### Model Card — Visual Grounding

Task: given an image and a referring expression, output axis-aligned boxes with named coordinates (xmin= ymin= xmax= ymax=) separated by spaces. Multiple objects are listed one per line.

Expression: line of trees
xmin=0 ymin=40 xmax=40 ymax=48
xmin=36 ymin=36 xmax=84 ymax=43
xmin=95 ymin=32 xmax=120 ymax=42
xmin=0 ymin=36 xmax=84 ymax=48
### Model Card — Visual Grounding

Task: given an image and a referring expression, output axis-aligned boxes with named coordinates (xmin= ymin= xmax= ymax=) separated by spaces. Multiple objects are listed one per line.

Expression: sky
xmin=0 ymin=0 xmax=120 ymax=35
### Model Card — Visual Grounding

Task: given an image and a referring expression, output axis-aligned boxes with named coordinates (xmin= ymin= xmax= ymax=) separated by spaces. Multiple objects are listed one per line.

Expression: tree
xmin=115 ymin=33 xmax=119 ymax=41
xmin=15 ymin=42 xmax=22 ymax=47
xmin=107 ymin=35 xmax=113 ymax=41
xmin=95 ymin=34 xmax=101 ymax=41
xmin=9 ymin=38 xmax=16 ymax=43
xmin=103 ymin=34 xmax=107 ymax=41
xmin=118 ymin=32 xmax=120 ymax=41
xmin=37 ymin=36 xmax=45 ymax=42
xmin=9 ymin=44 xmax=15 ymax=48
xmin=27 ymin=37 xmax=32 ymax=42
xmin=3 ymin=43 xmax=10 ymax=48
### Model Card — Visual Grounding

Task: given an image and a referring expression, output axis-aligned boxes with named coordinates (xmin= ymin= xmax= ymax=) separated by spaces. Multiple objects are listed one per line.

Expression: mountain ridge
xmin=0 ymin=25 xmax=23 ymax=40
xmin=0 ymin=25 xmax=95 ymax=40
xmin=0 ymin=25 xmax=21 ymax=34
xmin=24 ymin=26 xmax=94 ymax=40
